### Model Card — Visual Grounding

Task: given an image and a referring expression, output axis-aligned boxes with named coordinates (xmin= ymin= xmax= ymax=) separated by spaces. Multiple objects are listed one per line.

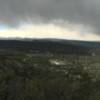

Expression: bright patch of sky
xmin=0 ymin=23 xmax=100 ymax=41
xmin=0 ymin=24 xmax=10 ymax=31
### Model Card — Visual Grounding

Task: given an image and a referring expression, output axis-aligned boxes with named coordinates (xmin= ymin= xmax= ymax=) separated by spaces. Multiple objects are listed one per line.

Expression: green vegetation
xmin=0 ymin=39 xmax=99 ymax=100
xmin=0 ymin=50 xmax=99 ymax=100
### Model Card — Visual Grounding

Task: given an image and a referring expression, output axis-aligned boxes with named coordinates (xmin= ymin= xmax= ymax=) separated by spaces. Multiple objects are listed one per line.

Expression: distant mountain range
xmin=0 ymin=38 xmax=99 ymax=55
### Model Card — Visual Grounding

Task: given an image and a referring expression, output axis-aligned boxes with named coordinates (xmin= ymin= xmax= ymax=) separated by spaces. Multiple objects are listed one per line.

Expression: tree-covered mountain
xmin=0 ymin=39 xmax=98 ymax=55
xmin=0 ymin=39 xmax=99 ymax=100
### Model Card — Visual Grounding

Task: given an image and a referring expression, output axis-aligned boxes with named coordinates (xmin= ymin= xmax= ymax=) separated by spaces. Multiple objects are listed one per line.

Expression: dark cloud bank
xmin=0 ymin=0 xmax=100 ymax=34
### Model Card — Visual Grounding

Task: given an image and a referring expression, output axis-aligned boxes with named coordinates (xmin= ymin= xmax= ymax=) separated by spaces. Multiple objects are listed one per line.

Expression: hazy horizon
xmin=0 ymin=0 xmax=100 ymax=41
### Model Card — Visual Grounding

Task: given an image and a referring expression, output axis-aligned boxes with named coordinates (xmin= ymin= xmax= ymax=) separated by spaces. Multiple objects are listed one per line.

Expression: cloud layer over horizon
xmin=0 ymin=0 xmax=100 ymax=40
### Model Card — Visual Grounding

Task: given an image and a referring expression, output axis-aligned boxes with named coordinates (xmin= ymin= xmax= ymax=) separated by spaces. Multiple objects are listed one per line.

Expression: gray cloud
xmin=0 ymin=0 xmax=100 ymax=34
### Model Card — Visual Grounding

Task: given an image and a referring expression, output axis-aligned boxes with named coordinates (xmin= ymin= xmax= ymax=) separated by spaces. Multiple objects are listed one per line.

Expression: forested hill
xmin=0 ymin=39 xmax=98 ymax=55
xmin=0 ymin=39 xmax=99 ymax=100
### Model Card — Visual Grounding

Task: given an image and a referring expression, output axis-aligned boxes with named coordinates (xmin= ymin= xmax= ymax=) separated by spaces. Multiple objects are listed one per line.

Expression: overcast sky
xmin=0 ymin=0 xmax=100 ymax=41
